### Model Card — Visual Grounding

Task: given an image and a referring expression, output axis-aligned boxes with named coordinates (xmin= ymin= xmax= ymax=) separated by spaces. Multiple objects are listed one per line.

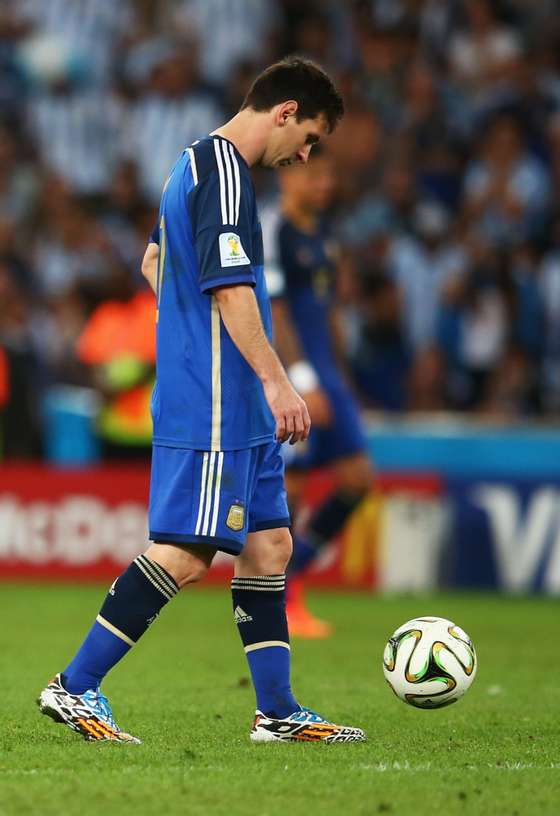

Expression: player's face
xmin=263 ymin=113 xmax=329 ymax=169
xmin=281 ymin=156 xmax=336 ymax=211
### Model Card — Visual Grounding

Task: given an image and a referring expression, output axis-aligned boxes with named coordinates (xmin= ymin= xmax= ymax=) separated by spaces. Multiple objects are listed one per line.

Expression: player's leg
xmin=284 ymin=465 xmax=334 ymax=638
xmin=287 ymin=385 xmax=373 ymax=635
xmin=233 ymin=441 xmax=365 ymax=742
xmin=38 ymin=543 xmax=214 ymax=743
xmin=233 ymin=526 xmax=298 ymax=718
xmin=38 ymin=445 xmax=218 ymax=742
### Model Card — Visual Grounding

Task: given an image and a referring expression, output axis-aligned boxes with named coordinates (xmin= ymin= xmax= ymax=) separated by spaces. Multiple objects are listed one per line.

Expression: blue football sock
xmin=288 ymin=489 xmax=366 ymax=578
xmin=231 ymin=574 xmax=299 ymax=718
xmin=63 ymin=554 xmax=179 ymax=694
xmin=288 ymin=533 xmax=318 ymax=575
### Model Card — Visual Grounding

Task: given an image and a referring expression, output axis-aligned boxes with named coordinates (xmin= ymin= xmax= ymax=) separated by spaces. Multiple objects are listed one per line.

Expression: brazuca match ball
xmin=383 ymin=616 xmax=477 ymax=709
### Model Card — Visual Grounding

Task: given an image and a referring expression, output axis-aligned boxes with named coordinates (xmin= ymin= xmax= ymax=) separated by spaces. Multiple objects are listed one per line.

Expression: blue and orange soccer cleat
xmin=250 ymin=707 xmax=366 ymax=743
xmin=37 ymin=674 xmax=141 ymax=743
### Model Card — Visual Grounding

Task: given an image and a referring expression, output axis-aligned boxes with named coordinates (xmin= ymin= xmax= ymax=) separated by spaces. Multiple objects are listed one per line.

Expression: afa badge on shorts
xmin=226 ymin=503 xmax=245 ymax=532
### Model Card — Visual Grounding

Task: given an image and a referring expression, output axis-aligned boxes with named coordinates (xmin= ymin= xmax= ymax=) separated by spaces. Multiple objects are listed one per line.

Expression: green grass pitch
xmin=1 ymin=584 xmax=559 ymax=816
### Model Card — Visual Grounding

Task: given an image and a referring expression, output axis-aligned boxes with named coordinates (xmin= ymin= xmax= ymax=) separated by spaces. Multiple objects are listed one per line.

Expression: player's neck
xmin=212 ymin=110 xmax=269 ymax=168
xmin=282 ymin=199 xmax=318 ymax=234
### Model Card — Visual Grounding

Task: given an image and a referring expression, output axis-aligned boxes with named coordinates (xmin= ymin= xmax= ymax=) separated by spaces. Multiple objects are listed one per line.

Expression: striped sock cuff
xmin=231 ymin=574 xmax=286 ymax=592
xmin=134 ymin=555 xmax=179 ymax=601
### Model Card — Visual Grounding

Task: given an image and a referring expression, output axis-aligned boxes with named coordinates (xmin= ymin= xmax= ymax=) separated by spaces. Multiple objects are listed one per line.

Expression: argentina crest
xmin=226 ymin=503 xmax=245 ymax=532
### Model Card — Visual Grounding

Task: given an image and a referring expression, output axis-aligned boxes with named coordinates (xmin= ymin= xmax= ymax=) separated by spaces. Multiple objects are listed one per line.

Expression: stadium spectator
xmin=350 ymin=273 xmax=411 ymax=411
xmin=447 ymin=0 xmax=522 ymax=111
xmin=462 ymin=112 xmax=550 ymax=245
xmin=3 ymin=0 xmax=560 ymax=458
xmin=171 ymin=0 xmax=281 ymax=86
xmin=121 ymin=42 xmax=223 ymax=203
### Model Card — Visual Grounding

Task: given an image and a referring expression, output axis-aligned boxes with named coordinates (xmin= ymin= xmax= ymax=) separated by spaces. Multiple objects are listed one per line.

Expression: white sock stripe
xmin=135 ymin=559 xmax=173 ymax=601
xmin=231 ymin=579 xmax=286 ymax=586
xmin=139 ymin=555 xmax=178 ymax=595
xmin=231 ymin=576 xmax=286 ymax=586
xmin=201 ymin=451 xmax=216 ymax=535
xmin=228 ymin=143 xmax=241 ymax=225
xmin=134 ymin=557 xmax=174 ymax=600
xmin=96 ymin=615 xmax=135 ymax=647
xmin=209 ymin=451 xmax=224 ymax=537
xmin=213 ymin=138 xmax=228 ymax=225
xmin=195 ymin=452 xmax=209 ymax=536
xmin=231 ymin=579 xmax=286 ymax=587
xmin=232 ymin=575 xmax=286 ymax=581
xmin=220 ymin=139 xmax=235 ymax=225
xmin=231 ymin=585 xmax=285 ymax=592
xmin=244 ymin=641 xmax=290 ymax=654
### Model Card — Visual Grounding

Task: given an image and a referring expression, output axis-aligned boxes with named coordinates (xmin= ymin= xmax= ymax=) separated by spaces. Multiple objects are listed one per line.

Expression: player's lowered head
xmin=211 ymin=56 xmax=344 ymax=169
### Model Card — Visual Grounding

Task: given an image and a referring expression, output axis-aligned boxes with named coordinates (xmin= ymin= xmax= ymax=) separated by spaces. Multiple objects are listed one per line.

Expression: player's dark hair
xmin=241 ymin=56 xmax=344 ymax=133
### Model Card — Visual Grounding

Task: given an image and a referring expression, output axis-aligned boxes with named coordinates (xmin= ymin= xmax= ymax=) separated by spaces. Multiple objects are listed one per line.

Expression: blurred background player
xmin=263 ymin=149 xmax=374 ymax=638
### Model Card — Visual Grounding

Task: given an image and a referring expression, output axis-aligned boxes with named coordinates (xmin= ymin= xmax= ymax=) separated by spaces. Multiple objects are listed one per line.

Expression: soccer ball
xmin=383 ymin=616 xmax=477 ymax=709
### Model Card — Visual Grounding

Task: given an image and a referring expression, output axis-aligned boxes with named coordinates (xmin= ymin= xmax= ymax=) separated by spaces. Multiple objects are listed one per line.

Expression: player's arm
xmin=268 ymin=227 xmax=331 ymax=426
xmin=141 ymin=242 xmax=158 ymax=294
xmin=141 ymin=223 xmax=160 ymax=294
xmin=271 ymin=297 xmax=331 ymax=426
xmin=214 ymin=284 xmax=310 ymax=444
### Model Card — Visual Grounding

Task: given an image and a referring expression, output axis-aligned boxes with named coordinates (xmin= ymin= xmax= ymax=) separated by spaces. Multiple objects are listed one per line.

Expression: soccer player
xmin=38 ymin=57 xmax=366 ymax=744
xmin=263 ymin=149 xmax=374 ymax=638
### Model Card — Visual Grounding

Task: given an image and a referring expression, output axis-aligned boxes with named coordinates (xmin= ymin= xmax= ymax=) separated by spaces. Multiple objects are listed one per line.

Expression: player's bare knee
xmin=337 ymin=455 xmax=374 ymax=495
xmin=260 ymin=529 xmax=293 ymax=573
xmin=177 ymin=560 xmax=209 ymax=587
xmin=146 ymin=542 xmax=214 ymax=589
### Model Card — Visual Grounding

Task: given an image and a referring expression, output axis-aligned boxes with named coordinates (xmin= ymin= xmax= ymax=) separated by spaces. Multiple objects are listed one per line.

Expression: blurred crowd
xmin=2 ymin=0 xmax=560 ymax=458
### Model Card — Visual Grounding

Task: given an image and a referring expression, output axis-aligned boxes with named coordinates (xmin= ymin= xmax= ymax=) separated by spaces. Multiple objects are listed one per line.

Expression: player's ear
xmin=277 ymin=100 xmax=298 ymax=126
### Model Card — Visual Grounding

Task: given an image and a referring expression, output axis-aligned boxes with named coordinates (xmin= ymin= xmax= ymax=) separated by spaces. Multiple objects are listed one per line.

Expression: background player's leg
xmin=287 ymin=452 xmax=373 ymax=636
xmin=232 ymin=527 xmax=299 ymax=718
xmin=63 ymin=543 xmax=215 ymax=694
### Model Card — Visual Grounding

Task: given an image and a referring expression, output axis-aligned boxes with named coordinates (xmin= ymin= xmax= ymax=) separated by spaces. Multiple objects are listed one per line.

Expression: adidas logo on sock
xmin=234 ymin=605 xmax=253 ymax=624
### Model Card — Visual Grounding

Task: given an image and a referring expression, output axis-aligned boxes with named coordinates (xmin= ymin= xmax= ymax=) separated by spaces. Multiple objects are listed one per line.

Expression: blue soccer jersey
xmin=262 ymin=206 xmax=367 ymax=466
xmin=151 ymin=135 xmax=275 ymax=452
xmin=262 ymin=209 xmax=340 ymax=385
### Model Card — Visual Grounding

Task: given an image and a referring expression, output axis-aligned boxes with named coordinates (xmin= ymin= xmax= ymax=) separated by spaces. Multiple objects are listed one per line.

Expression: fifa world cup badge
xmin=226 ymin=503 xmax=245 ymax=531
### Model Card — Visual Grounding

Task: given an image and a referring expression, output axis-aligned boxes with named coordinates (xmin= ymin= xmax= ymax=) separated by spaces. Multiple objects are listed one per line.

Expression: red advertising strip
xmin=0 ymin=464 xmax=442 ymax=588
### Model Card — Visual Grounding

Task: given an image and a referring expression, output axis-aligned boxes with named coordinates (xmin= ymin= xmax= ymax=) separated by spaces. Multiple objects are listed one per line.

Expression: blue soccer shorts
xmin=283 ymin=377 xmax=367 ymax=470
xmin=149 ymin=440 xmax=290 ymax=556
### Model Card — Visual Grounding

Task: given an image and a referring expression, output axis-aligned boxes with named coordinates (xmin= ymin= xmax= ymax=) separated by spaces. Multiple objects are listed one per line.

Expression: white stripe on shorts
xmin=195 ymin=452 xmax=210 ymax=536
xmin=209 ymin=451 xmax=224 ymax=537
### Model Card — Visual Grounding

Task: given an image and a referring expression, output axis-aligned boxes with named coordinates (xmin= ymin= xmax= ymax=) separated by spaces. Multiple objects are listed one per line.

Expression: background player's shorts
xmin=283 ymin=378 xmax=367 ymax=470
xmin=149 ymin=441 xmax=290 ymax=556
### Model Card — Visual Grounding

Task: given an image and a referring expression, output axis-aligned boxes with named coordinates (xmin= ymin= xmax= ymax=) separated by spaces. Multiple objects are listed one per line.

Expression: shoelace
xmin=292 ymin=707 xmax=326 ymax=724
xmin=82 ymin=689 xmax=118 ymax=729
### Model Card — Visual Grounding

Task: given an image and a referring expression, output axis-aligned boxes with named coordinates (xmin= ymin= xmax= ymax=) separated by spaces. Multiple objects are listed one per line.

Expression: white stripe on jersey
xmin=187 ymin=147 xmax=198 ymax=185
xmin=213 ymin=138 xmax=240 ymax=226
xmin=213 ymin=139 xmax=228 ymax=225
xmin=220 ymin=139 xmax=235 ymax=225
xmin=210 ymin=296 xmax=222 ymax=451
xmin=228 ymin=143 xmax=241 ymax=225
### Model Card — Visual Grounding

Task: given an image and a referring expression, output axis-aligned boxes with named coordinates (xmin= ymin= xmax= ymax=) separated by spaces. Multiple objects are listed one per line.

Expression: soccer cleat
xmin=286 ymin=602 xmax=333 ymax=639
xmin=37 ymin=674 xmax=141 ymax=743
xmin=286 ymin=578 xmax=333 ymax=639
xmin=250 ymin=707 xmax=366 ymax=743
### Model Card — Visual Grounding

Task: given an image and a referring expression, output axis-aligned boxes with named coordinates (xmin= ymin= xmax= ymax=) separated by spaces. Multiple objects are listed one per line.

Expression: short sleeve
xmin=149 ymin=222 xmax=159 ymax=245
xmin=188 ymin=164 xmax=256 ymax=295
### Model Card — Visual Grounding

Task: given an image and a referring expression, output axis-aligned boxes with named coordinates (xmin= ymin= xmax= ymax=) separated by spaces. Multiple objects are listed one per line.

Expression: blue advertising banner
xmin=447 ymin=477 xmax=560 ymax=593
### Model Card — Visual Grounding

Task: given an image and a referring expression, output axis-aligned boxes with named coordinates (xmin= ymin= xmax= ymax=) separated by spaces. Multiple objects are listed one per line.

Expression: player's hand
xmin=263 ymin=376 xmax=311 ymax=445
xmin=302 ymin=387 xmax=331 ymax=427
